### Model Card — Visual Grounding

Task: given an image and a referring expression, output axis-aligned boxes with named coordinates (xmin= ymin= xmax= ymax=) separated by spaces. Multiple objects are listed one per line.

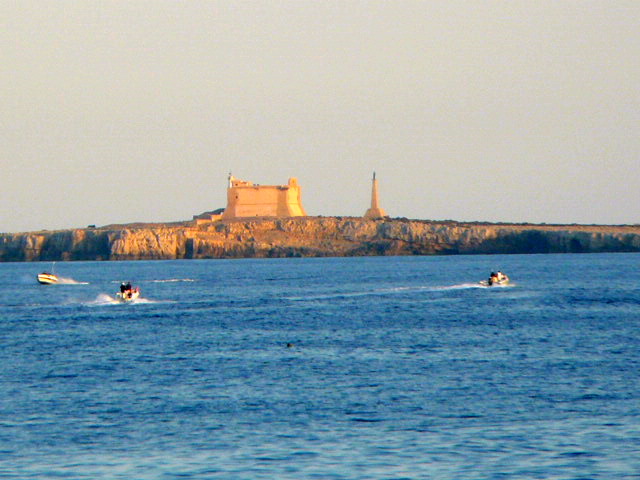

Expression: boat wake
xmin=477 ymin=282 xmax=514 ymax=289
xmin=88 ymin=294 xmax=125 ymax=305
xmin=286 ymin=282 xmax=514 ymax=301
xmin=432 ymin=283 xmax=486 ymax=291
xmin=85 ymin=293 xmax=177 ymax=306
xmin=56 ymin=276 xmax=89 ymax=285
xmin=424 ymin=282 xmax=515 ymax=290
xmin=149 ymin=278 xmax=196 ymax=283
xmin=87 ymin=293 xmax=159 ymax=305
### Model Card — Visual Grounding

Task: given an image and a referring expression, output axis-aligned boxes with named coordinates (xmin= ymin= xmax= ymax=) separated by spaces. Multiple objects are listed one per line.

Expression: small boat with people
xmin=37 ymin=262 xmax=59 ymax=285
xmin=480 ymin=271 xmax=510 ymax=287
xmin=37 ymin=272 xmax=59 ymax=285
xmin=116 ymin=282 xmax=141 ymax=302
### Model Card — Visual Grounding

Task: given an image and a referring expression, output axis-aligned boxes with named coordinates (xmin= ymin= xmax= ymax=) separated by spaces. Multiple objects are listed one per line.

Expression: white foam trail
xmin=89 ymin=293 xmax=143 ymax=305
xmin=88 ymin=293 xmax=121 ymax=305
xmin=285 ymin=282 xmax=513 ymax=301
xmin=56 ymin=276 xmax=89 ymax=285
xmin=130 ymin=297 xmax=153 ymax=304
xmin=108 ymin=278 xmax=195 ymax=284
xmin=149 ymin=278 xmax=196 ymax=283
xmin=436 ymin=283 xmax=486 ymax=290
xmin=86 ymin=293 xmax=175 ymax=306
xmin=433 ymin=282 xmax=515 ymax=290
xmin=479 ymin=282 xmax=515 ymax=289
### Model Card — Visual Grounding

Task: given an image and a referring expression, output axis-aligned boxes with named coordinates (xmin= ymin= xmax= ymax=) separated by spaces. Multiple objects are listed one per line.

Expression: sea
xmin=0 ymin=253 xmax=639 ymax=479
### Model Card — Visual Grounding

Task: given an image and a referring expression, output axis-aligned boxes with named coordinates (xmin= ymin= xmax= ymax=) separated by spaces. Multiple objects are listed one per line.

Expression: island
xmin=1 ymin=216 xmax=639 ymax=262
xmin=2 ymin=175 xmax=639 ymax=261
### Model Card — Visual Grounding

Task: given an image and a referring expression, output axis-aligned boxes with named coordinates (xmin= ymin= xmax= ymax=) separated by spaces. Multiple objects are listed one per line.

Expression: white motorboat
xmin=480 ymin=271 xmax=510 ymax=287
xmin=115 ymin=282 xmax=140 ymax=302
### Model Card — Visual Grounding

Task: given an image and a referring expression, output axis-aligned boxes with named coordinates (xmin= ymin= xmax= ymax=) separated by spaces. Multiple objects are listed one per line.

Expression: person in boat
xmin=118 ymin=282 xmax=139 ymax=299
xmin=488 ymin=271 xmax=508 ymax=285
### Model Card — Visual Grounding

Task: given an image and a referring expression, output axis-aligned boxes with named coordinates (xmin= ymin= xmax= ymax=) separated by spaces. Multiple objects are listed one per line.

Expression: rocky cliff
xmin=1 ymin=217 xmax=640 ymax=262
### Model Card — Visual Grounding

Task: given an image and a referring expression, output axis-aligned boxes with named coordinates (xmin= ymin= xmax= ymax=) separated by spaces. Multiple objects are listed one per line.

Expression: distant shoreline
xmin=2 ymin=216 xmax=640 ymax=262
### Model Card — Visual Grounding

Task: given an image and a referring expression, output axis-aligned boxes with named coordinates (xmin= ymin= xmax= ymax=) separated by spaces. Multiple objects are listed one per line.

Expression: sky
xmin=1 ymin=1 xmax=639 ymax=233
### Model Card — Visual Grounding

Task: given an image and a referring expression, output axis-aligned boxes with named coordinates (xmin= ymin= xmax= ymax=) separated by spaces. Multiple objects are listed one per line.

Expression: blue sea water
xmin=0 ymin=253 xmax=639 ymax=479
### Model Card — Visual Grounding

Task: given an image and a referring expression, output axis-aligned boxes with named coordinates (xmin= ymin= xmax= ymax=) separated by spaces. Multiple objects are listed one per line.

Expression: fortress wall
xmin=226 ymin=186 xmax=286 ymax=217
xmin=222 ymin=177 xmax=306 ymax=219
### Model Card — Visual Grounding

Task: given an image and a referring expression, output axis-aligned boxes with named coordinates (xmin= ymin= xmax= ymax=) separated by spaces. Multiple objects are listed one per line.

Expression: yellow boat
xmin=37 ymin=272 xmax=59 ymax=285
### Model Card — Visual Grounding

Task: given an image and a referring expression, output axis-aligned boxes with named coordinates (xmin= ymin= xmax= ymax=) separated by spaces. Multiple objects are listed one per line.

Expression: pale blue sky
xmin=2 ymin=1 xmax=638 ymax=233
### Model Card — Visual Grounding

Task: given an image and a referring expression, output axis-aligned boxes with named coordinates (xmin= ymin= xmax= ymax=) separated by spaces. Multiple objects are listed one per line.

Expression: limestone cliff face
xmin=1 ymin=217 xmax=639 ymax=261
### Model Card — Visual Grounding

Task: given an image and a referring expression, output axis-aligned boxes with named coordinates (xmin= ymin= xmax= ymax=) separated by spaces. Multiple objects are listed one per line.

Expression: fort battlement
xmin=221 ymin=176 xmax=307 ymax=219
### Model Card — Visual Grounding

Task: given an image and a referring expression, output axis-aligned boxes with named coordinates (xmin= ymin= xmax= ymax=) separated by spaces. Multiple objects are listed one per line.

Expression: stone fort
xmin=222 ymin=175 xmax=307 ymax=219
xmin=194 ymin=173 xmax=385 ymax=223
